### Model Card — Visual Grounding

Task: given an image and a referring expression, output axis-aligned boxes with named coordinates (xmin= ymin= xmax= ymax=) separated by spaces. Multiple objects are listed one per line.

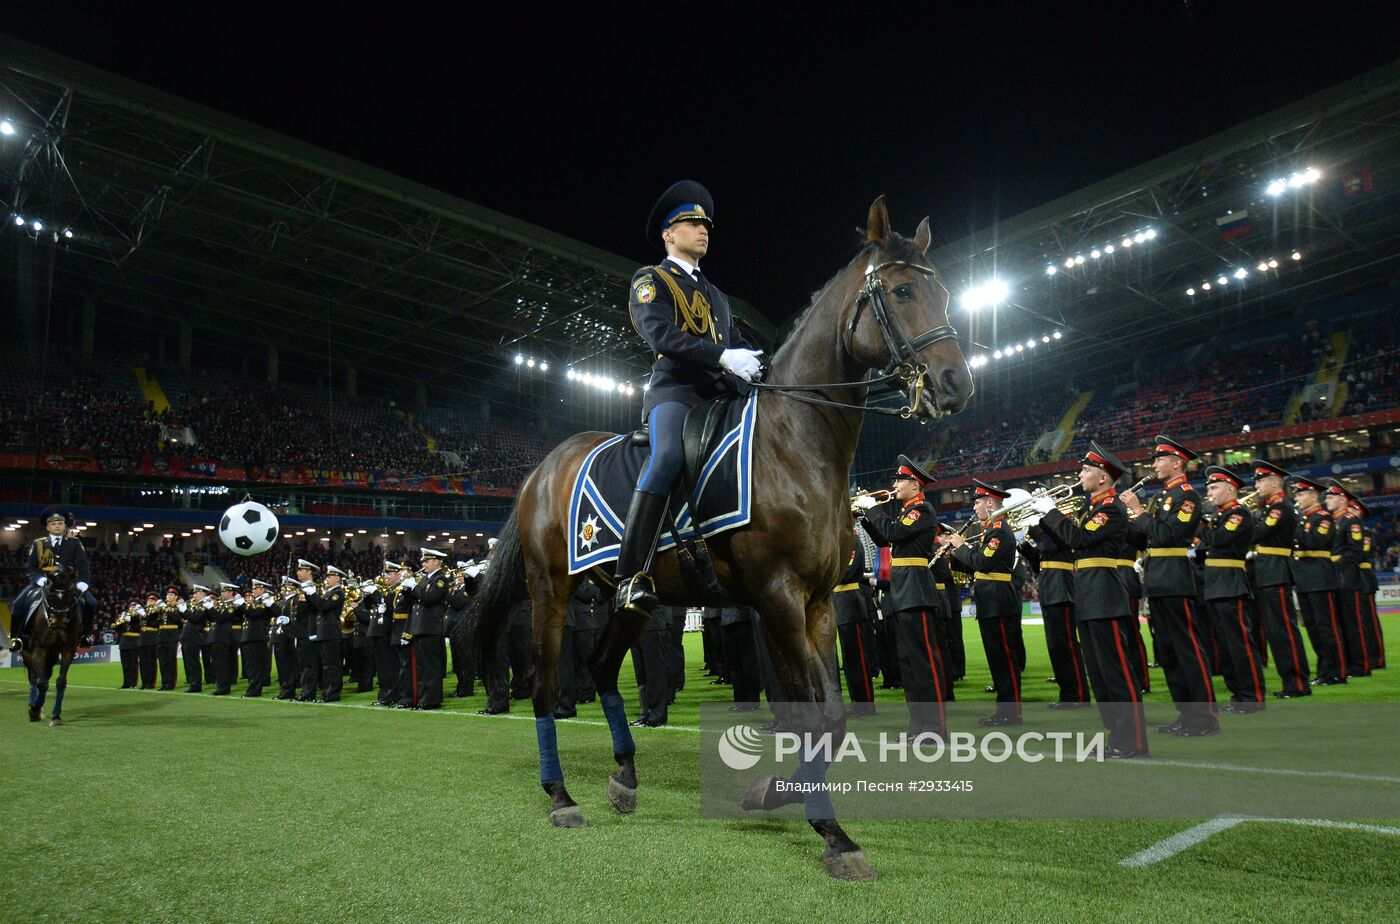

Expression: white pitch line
xmin=1120 ymin=815 xmax=1400 ymax=867
xmin=1123 ymin=757 xmax=1400 ymax=785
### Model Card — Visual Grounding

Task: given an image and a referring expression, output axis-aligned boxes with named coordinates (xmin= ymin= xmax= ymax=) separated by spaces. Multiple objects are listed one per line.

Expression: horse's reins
xmin=752 ymin=257 xmax=958 ymax=420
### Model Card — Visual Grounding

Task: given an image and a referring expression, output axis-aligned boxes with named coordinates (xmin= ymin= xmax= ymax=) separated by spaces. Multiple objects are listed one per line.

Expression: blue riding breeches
xmin=637 ymin=401 xmax=687 ymax=495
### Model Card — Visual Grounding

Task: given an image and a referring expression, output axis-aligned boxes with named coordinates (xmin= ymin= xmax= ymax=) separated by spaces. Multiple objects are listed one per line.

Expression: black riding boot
xmin=613 ymin=489 xmax=669 ymax=620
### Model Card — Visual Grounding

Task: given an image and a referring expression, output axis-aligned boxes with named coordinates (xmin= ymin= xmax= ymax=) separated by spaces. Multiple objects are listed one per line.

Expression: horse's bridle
xmin=755 ymin=256 xmax=959 ymax=420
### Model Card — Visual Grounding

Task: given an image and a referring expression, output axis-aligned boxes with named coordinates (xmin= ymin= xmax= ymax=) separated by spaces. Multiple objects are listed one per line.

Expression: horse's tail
xmin=460 ymin=503 xmax=528 ymax=673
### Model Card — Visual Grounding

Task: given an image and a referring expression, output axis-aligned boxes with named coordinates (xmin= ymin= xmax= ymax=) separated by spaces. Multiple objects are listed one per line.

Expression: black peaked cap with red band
xmin=1251 ymin=459 xmax=1289 ymax=482
xmin=1291 ymin=474 xmax=1325 ymax=493
xmin=1082 ymin=440 xmax=1126 ymax=480
xmin=1150 ymin=435 xmax=1199 ymax=463
xmin=894 ymin=454 xmax=935 ymax=487
xmin=971 ymin=479 xmax=1011 ymax=500
xmin=1204 ymin=465 xmax=1244 ymax=489
xmin=1325 ymin=479 xmax=1358 ymax=505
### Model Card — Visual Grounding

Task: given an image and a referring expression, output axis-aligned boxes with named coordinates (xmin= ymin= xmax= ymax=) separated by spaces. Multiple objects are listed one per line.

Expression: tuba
xmin=339 ymin=575 xmax=363 ymax=631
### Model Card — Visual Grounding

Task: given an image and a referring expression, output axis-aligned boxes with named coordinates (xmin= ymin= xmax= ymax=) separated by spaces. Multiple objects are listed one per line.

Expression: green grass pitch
xmin=4 ymin=615 xmax=1397 ymax=922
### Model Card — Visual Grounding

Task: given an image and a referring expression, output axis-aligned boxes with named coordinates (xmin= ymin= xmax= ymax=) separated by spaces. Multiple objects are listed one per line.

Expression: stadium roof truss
xmin=0 ymin=37 xmax=773 ymax=398
xmin=927 ymin=59 xmax=1400 ymax=387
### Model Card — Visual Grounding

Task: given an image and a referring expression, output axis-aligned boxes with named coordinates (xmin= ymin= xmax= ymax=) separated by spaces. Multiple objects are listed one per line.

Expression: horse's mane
xmin=769 ymin=233 xmax=941 ymax=366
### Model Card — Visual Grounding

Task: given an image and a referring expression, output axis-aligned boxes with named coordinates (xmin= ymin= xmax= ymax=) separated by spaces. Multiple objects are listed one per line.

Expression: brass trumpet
xmin=1238 ymin=489 xmax=1263 ymax=511
xmin=1001 ymin=483 xmax=1079 ymax=530
xmin=850 ymin=489 xmax=894 ymax=511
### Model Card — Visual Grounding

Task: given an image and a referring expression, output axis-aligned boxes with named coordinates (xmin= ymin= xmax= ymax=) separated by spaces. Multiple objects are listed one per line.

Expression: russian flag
xmin=1216 ymin=210 xmax=1252 ymax=240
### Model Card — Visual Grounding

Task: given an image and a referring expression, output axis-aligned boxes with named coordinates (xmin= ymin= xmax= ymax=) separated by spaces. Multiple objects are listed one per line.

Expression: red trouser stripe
xmin=997 ymin=620 xmax=1021 ymax=704
xmin=1279 ymin=587 xmax=1306 ymax=693
xmin=919 ymin=611 xmax=947 ymax=732
xmin=1063 ymin=607 xmax=1086 ymax=702
xmin=1325 ymin=594 xmax=1347 ymax=679
xmin=855 ymin=625 xmax=873 ymax=701
xmin=1181 ymin=598 xmax=1218 ymax=709
xmin=1110 ymin=622 xmax=1146 ymax=751
xmin=1354 ymin=591 xmax=1371 ymax=668
xmin=1236 ymin=600 xmax=1264 ymax=702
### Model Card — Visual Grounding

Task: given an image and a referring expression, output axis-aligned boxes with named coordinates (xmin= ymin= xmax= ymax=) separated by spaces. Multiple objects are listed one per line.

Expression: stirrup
xmin=613 ymin=572 xmax=658 ymax=620
xmin=7 ymin=637 xmax=22 ymax=652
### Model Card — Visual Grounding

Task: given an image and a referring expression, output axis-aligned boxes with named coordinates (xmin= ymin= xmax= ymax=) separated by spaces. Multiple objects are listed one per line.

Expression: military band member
xmin=447 ymin=562 xmax=478 ymax=698
xmin=1121 ymin=435 xmax=1219 ymax=736
xmin=1116 ymin=546 xmax=1151 ymax=693
xmin=1200 ymin=467 xmax=1266 ymax=713
xmin=1291 ymin=477 xmax=1347 ymax=685
xmin=947 ymin=479 xmax=1024 ymax=727
xmin=1249 ymin=460 xmax=1311 ymax=698
xmin=856 ymin=455 xmax=947 ymax=737
xmin=10 ymin=507 xmax=94 ymax=652
xmin=613 ymin=180 xmax=761 ymax=622
xmin=225 ymin=583 xmax=245 ymax=684
xmin=181 ymin=585 xmax=210 ymax=693
xmin=1033 ymin=442 xmax=1149 ymax=758
xmin=834 ymin=513 xmax=877 ymax=716
xmin=209 ymin=582 xmax=241 ymax=695
xmin=295 ymin=560 xmax=325 ymax=701
xmin=138 ymin=590 xmax=161 ymax=689
xmin=304 ymin=565 xmax=347 ymax=702
xmin=200 ymin=590 xmax=216 ymax=690
xmin=272 ymin=576 xmax=302 ymax=700
xmin=719 ymin=606 xmax=762 ymax=707
xmin=391 ymin=562 xmax=416 ymax=708
xmin=370 ymin=562 xmax=402 ymax=706
xmin=351 ymin=580 xmax=375 ymax=694
xmin=1326 ymin=480 xmax=1375 ymax=676
xmin=240 ymin=579 xmax=276 ymax=697
xmin=157 ymin=586 xmax=185 ymax=691
xmin=1360 ymin=517 xmax=1385 ymax=669
xmin=400 ymin=549 xmax=449 ymax=709
xmin=1024 ymin=487 xmax=1089 ymax=709
xmin=116 ymin=599 xmax=142 ymax=688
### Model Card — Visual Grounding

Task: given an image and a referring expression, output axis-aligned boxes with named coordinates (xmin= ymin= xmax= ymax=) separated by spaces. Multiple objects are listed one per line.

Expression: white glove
xmin=262 ymin=593 xmax=275 ymax=605
xmin=36 ymin=576 xmax=48 ymax=587
xmin=135 ymin=606 xmax=147 ymax=617
xmin=1186 ymin=548 xmax=1197 ymax=560
xmin=465 ymin=565 xmax=482 ymax=579
xmin=203 ymin=598 xmax=216 ymax=610
xmin=377 ymin=603 xmax=386 ymax=615
xmin=275 ymin=615 xmax=290 ymax=626
xmin=1031 ymin=496 xmax=1056 ymax=515
xmin=360 ymin=581 xmax=376 ymax=593
xmin=76 ymin=581 xmax=89 ymax=593
xmin=301 ymin=581 xmax=317 ymax=594
xmin=1246 ymin=551 xmax=1256 ymax=561
xmin=233 ymin=595 xmax=245 ymax=606
xmin=719 ymin=348 xmax=764 ymax=383
xmin=401 ymin=577 xmax=418 ymax=590
xmin=1013 ymin=527 xmax=1028 ymax=544
xmin=177 ymin=601 xmax=187 ymax=613
xmin=1133 ymin=560 xmax=1144 ymax=575
xmin=487 ymin=538 xmax=498 ymax=549
xmin=852 ymin=494 xmax=879 ymax=511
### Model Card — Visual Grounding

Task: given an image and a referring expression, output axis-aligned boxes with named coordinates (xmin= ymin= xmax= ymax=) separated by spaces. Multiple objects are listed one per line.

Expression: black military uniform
xmin=369 ymin=565 xmax=400 ymax=706
xmin=156 ymin=589 xmax=183 ymax=690
xmin=1360 ymin=520 xmax=1386 ymax=669
xmin=565 ymin=577 xmax=603 ymax=705
xmin=116 ymin=602 xmax=141 ymax=688
xmin=1116 ymin=549 xmax=1151 ymax=692
xmin=200 ymin=597 xmax=216 ymax=690
xmin=1037 ymin=443 xmax=1149 ymax=757
xmin=180 ymin=587 xmax=208 ymax=692
xmin=858 ymin=456 xmax=947 ymax=736
xmin=296 ymin=561 xmax=326 ymax=701
xmin=12 ymin=507 xmax=95 ymax=648
xmin=240 ymin=580 xmax=276 ymax=697
xmin=1249 ymin=461 xmax=1311 ymax=697
xmin=719 ymin=606 xmax=762 ymax=706
xmin=1292 ymin=478 xmax=1347 ymax=684
xmin=1026 ymin=498 xmax=1089 ymax=708
xmin=138 ymin=592 xmax=161 ymax=689
xmin=834 ymin=520 xmax=877 ymax=715
xmin=405 ymin=549 xmax=450 ymax=709
xmin=350 ymin=581 xmax=375 ymax=693
xmin=225 ymin=587 xmax=244 ymax=685
xmin=1200 ymin=467 xmax=1266 ymax=712
xmin=306 ymin=567 xmax=347 ymax=702
xmin=271 ymin=578 xmax=302 ymax=700
xmin=1125 ymin=437 xmax=1219 ymax=735
xmin=630 ymin=604 xmax=676 ymax=726
xmin=208 ymin=584 xmax=239 ymax=695
xmin=950 ymin=480 xmax=1023 ymax=726
xmin=446 ymin=564 xmax=476 ymax=698
xmin=1327 ymin=481 xmax=1374 ymax=677
xmin=390 ymin=567 xmax=417 ymax=708
xmin=931 ymin=524 xmax=964 ymax=686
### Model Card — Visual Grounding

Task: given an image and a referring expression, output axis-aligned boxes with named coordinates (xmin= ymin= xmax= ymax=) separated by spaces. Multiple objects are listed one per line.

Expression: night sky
xmin=7 ymin=3 xmax=1399 ymax=324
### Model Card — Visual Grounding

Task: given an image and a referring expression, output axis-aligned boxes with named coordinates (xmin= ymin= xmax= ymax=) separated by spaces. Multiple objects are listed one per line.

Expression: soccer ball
xmin=217 ymin=501 xmax=280 ymax=556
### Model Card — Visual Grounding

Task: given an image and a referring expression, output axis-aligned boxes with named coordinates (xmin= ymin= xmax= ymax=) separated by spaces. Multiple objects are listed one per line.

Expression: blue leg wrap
xmin=536 ymin=716 xmax=563 ymax=784
xmin=788 ymin=756 xmax=836 ymax=821
xmin=52 ymin=685 xmax=65 ymax=719
xmin=600 ymin=691 xmax=636 ymax=754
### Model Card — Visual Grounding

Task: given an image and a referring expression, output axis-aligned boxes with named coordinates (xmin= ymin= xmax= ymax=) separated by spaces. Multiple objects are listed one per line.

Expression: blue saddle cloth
xmin=567 ymin=393 xmax=757 ymax=574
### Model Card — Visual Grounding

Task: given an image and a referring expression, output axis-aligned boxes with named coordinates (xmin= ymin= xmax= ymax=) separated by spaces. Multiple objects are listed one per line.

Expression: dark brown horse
xmin=469 ymin=198 xmax=972 ymax=880
xmin=22 ymin=564 xmax=85 ymax=726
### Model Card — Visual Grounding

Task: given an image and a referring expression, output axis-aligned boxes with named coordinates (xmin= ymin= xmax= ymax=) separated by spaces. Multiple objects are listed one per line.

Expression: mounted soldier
xmin=9 ymin=506 xmax=95 ymax=652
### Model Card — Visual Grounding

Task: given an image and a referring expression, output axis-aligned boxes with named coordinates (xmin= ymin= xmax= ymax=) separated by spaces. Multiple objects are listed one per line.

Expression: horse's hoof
xmin=822 ymin=849 xmax=877 ymax=882
xmin=608 ymin=775 xmax=637 ymax=814
xmin=740 ymin=775 xmax=785 ymax=812
xmin=28 ymin=708 xmax=40 ymax=723
xmin=549 ymin=805 xmax=587 ymax=828
xmin=49 ymin=718 xmax=63 ymax=727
